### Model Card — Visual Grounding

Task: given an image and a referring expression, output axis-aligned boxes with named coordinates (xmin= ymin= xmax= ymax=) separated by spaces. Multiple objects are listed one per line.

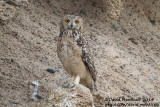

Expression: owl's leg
xmin=74 ymin=75 xmax=80 ymax=85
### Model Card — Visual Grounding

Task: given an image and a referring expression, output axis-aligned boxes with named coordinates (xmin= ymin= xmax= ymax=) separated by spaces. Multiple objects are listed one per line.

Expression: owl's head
xmin=61 ymin=15 xmax=83 ymax=32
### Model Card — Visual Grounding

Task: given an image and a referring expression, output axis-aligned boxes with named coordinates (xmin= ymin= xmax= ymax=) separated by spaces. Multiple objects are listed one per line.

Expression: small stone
xmin=112 ymin=25 xmax=119 ymax=31
xmin=46 ymin=0 xmax=50 ymax=3
xmin=80 ymin=10 xmax=86 ymax=15
xmin=128 ymin=37 xmax=138 ymax=45
xmin=46 ymin=68 xmax=59 ymax=73
xmin=92 ymin=2 xmax=96 ymax=6
xmin=10 ymin=59 xmax=14 ymax=62
xmin=9 ymin=100 xmax=19 ymax=104
xmin=52 ymin=104 xmax=56 ymax=107
xmin=22 ymin=98 xmax=28 ymax=101
xmin=5 ymin=0 xmax=23 ymax=7
xmin=90 ymin=24 xmax=93 ymax=27
xmin=123 ymin=29 xmax=128 ymax=34
xmin=155 ymin=35 xmax=160 ymax=39
xmin=143 ymin=58 xmax=147 ymax=62
xmin=5 ymin=0 xmax=11 ymax=2
xmin=148 ymin=18 xmax=156 ymax=25
xmin=64 ymin=11 xmax=68 ymax=15
xmin=128 ymin=47 xmax=134 ymax=51
xmin=120 ymin=64 xmax=126 ymax=69
xmin=120 ymin=89 xmax=129 ymax=92
xmin=50 ymin=22 xmax=57 ymax=26
xmin=35 ymin=94 xmax=45 ymax=99
xmin=41 ymin=57 xmax=48 ymax=63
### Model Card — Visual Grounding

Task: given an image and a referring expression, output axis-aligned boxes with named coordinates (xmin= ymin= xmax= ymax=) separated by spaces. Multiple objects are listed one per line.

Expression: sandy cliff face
xmin=0 ymin=0 xmax=160 ymax=106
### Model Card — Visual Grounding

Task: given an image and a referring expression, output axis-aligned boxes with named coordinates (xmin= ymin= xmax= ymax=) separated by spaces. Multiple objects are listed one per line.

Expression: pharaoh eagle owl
xmin=57 ymin=15 xmax=97 ymax=94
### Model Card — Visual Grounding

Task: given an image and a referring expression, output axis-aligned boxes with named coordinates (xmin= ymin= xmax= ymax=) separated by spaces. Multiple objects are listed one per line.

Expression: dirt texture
xmin=0 ymin=0 xmax=160 ymax=107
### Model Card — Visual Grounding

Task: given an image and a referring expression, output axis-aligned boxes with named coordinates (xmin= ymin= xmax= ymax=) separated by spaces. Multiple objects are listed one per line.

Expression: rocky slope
xmin=0 ymin=0 xmax=160 ymax=106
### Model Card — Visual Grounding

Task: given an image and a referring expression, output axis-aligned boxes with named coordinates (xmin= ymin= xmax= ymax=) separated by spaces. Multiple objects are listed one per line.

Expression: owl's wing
xmin=77 ymin=35 xmax=97 ymax=82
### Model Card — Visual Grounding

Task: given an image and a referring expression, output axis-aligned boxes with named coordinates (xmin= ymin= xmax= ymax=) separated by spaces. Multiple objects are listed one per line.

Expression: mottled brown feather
xmin=58 ymin=15 xmax=97 ymax=92
xmin=77 ymin=35 xmax=97 ymax=82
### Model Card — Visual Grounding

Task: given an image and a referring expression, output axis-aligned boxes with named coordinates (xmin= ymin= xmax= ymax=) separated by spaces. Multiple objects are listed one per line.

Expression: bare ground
xmin=0 ymin=0 xmax=160 ymax=106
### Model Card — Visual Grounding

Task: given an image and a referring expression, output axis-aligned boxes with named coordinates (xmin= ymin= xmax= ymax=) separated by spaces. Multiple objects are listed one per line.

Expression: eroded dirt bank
xmin=0 ymin=0 xmax=160 ymax=106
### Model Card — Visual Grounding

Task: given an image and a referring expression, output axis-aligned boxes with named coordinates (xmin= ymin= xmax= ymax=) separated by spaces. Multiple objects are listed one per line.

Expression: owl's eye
xmin=75 ymin=20 xmax=79 ymax=24
xmin=65 ymin=19 xmax=70 ymax=23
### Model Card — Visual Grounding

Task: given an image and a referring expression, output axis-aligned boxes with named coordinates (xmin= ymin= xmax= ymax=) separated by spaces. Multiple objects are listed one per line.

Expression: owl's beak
xmin=70 ymin=23 xmax=73 ymax=28
xmin=69 ymin=22 xmax=76 ymax=29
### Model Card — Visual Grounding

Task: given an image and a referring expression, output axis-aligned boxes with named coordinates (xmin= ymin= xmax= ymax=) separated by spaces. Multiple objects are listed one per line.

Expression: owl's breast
xmin=57 ymin=33 xmax=82 ymax=59
xmin=57 ymin=33 xmax=83 ymax=73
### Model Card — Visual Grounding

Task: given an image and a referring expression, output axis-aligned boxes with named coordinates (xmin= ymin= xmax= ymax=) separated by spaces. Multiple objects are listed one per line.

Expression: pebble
xmin=50 ymin=22 xmax=57 ymax=26
xmin=128 ymin=47 xmax=134 ymax=51
xmin=148 ymin=18 xmax=156 ymax=25
xmin=10 ymin=59 xmax=14 ymax=62
xmin=120 ymin=89 xmax=130 ymax=93
xmin=46 ymin=68 xmax=59 ymax=73
xmin=112 ymin=25 xmax=119 ymax=31
xmin=35 ymin=94 xmax=45 ymax=99
xmin=120 ymin=64 xmax=126 ymax=69
xmin=41 ymin=57 xmax=48 ymax=63
xmin=90 ymin=24 xmax=93 ymax=27
xmin=5 ymin=0 xmax=11 ymax=2
xmin=155 ymin=35 xmax=160 ymax=39
xmin=9 ymin=100 xmax=19 ymax=104
xmin=123 ymin=29 xmax=128 ymax=34
xmin=5 ymin=0 xmax=23 ymax=7
xmin=128 ymin=37 xmax=138 ymax=45
xmin=80 ymin=10 xmax=86 ymax=15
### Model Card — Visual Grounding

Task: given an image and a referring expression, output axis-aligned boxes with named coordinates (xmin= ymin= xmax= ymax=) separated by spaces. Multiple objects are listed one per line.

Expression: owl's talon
xmin=63 ymin=83 xmax=75 ymax=88
xmin=70 ymin=83 xmax=76 ymax=88
xmin=63 ymin=83 xmax=70 ymax=88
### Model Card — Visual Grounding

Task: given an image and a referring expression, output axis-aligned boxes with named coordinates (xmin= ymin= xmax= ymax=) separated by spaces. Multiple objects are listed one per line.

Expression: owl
xmin=57 ymin=15 xmax=97 ymax=94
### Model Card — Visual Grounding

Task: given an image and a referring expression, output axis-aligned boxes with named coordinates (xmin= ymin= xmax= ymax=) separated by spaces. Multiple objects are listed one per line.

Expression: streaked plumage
xmin=57 ymin=15 xmax=97 ymax=94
